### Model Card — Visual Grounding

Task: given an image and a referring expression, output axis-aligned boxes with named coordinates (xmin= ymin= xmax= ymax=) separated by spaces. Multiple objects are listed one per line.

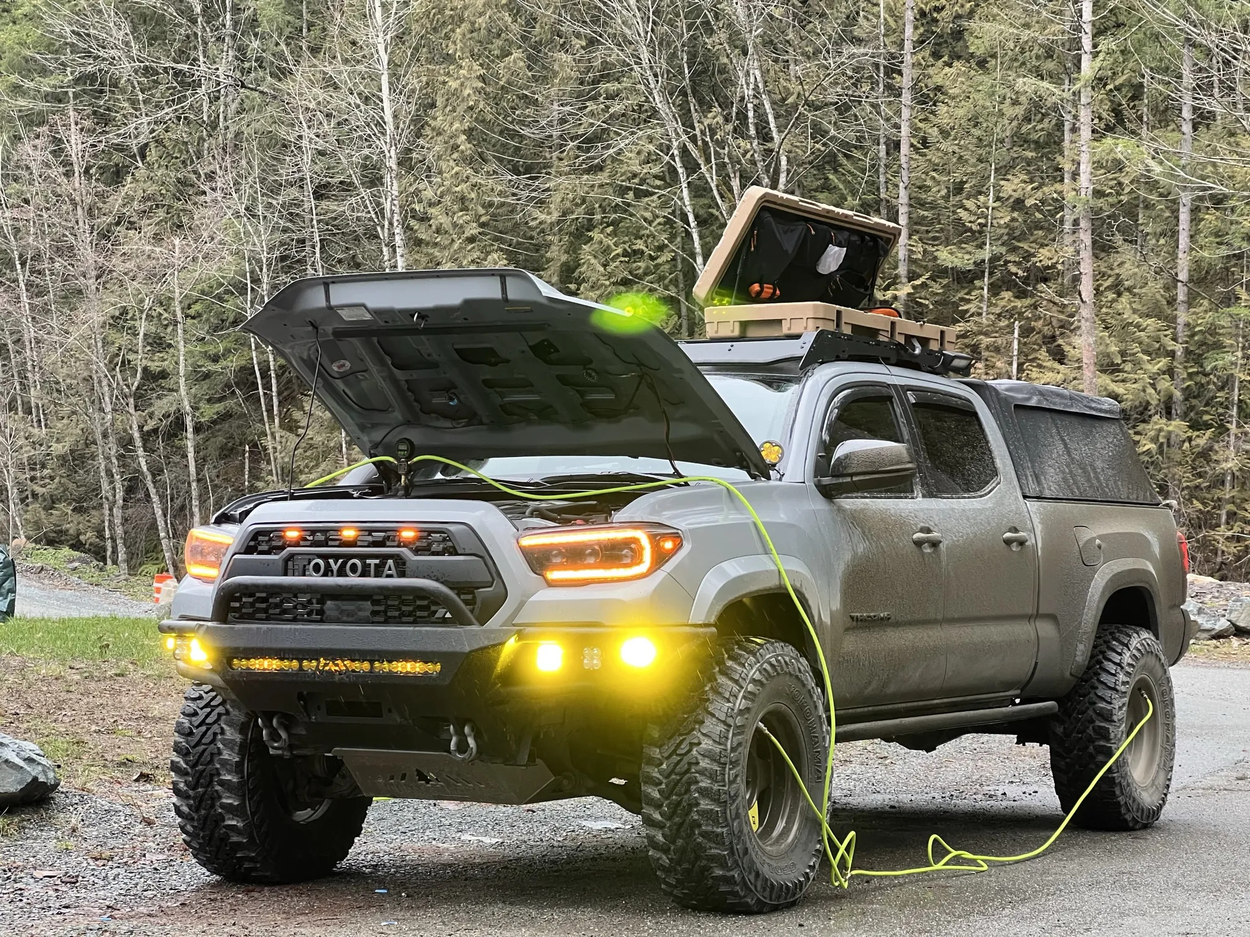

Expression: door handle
xmin=1002 ymin=529 xmax=1030 ymax=550
xmin=912 ymin=528 xmax=943 ymax=551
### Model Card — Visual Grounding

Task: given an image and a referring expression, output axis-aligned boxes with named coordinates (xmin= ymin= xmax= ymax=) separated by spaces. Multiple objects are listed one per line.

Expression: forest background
xmin=0 ymin=0 xmax=1246 ymax=578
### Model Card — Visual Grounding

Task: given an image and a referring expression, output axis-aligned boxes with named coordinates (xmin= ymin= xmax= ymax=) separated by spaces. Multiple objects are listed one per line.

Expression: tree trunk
xmin=897 ymin=0 xmax=915 ymax=315
xmin=123 ymin=308 xmax=178 ymax=576
xmin=219 ymin=0 xmax=237 ymax=138
xmin=1216 ymin=317 xmax=1241 ymax=570
xmin=1137 ymin=83 xmax=1149 ymax=262
xmin=173 ymin=240 xmax=202 ymax=527
xmin=251 ymin=337 xmax=279 ymax=484
xmin=877 ymin=0 xmax=889 ymax=218
xmin=1062 ymin=70 xmax=1075 ymax=288
xmin=191 ymin=0 xmax=210 ymax=126
xmin=1011 ymin=320 xmax=1020 ymax=381
xmin=1172 ymin=37 xmax=1194 ymax=445
xmin=981 ymin=48 xmax=1001 ymax=323
xmin=0 ymin=170 xmax=44 ymax=432
xmin=1077 ymin=0 xmax=1098 ymax=396
xmin=369 ymin=0 xmax=407 ymax=270
xmin=88 ymin=384 xmax=113 ymax=567
xmin=67 ymin=95 xmax=126 ymax=571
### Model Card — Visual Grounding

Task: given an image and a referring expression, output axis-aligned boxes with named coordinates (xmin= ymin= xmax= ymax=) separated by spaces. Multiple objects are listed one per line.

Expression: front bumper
xmin=160 ymin=617 xmax=716 ymax=753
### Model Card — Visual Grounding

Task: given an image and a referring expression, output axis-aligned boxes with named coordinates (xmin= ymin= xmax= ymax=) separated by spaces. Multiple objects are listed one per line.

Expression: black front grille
xmin=242 ymin=526 xmax=456 ymax=556
xmin=230 ymin=592 xmax=326 ymax=623
xmin=228 ymin=588 xmax=479 ymax=625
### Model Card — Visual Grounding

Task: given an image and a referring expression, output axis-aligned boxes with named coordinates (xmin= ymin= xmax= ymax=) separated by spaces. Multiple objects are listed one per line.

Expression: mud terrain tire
xmin=641 ymin=638 xmax=827 ymax=913
xmin=1050 ymin=624 xmax=1176 ymax=830
xmin=171 ymin=684 xmax=370 ymax=883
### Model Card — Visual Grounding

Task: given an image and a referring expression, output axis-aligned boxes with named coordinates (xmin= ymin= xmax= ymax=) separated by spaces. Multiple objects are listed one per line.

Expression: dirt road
xmin=1 ymin=661 xmax=1247 ymax=936
xmin=12 ymin=566 xmax=154 ymax=619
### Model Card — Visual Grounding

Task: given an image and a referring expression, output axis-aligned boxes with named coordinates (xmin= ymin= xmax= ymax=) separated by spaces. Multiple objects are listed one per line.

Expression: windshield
xmin=419 ymin=373 xmax=799 ymax=483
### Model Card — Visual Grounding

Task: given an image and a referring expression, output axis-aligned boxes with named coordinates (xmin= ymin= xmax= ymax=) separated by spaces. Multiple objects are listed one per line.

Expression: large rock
xmin=1225 ymin=595 xmax=1250 ymax=636
xmin=0 ymin=733 xmax=59 ymax=807
xmin=1182 ymin=600 xmax=1235 ymax=641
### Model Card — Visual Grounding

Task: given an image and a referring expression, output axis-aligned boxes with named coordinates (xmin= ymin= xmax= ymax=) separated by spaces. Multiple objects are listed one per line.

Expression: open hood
xmin=244 ymin=269 xmax=771 ymax=478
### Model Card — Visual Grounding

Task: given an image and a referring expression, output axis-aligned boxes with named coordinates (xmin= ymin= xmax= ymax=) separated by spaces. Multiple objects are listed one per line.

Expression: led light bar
xmin=228 ymin=657 xmax=442 ymax=676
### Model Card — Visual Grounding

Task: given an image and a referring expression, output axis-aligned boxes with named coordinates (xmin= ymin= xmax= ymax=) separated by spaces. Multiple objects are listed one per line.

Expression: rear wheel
xmin=1049 ymin=624 xmax=1176 ymax=830
xmin=641 ymin=639 xmax=826 ymax=913
xmin=171 ymin=684 xmax=371 ymax=883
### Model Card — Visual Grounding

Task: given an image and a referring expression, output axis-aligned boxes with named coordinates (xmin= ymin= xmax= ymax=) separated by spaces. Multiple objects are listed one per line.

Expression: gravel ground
xmin=1 ymin=661 xmax=1247 ymax=936
xmin=13 ymin=567 xmax=155 ymax=619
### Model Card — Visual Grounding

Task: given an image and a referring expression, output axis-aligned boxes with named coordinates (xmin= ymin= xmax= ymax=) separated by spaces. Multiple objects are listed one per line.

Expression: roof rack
xmin=798 ymin=330 xmax=975 ymax=378
xmin=682 ymin=329 xmax=976 ymax=377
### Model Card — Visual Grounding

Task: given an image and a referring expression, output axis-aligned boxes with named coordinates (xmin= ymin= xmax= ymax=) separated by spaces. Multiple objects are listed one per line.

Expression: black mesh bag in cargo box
xmin=734 ymin=208 xmax=891 ymax=309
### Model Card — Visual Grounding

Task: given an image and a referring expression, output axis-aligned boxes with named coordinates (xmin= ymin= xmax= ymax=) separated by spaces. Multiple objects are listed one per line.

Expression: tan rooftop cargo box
xmin=693 ymin=186 xmax=956 ymax=351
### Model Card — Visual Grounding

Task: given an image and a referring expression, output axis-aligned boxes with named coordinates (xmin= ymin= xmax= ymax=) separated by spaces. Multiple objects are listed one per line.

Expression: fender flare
xmin=689 ymin=553 xmax=828 ymax=635
xmin=1069 ymin=558 xmax=1162 ymax=678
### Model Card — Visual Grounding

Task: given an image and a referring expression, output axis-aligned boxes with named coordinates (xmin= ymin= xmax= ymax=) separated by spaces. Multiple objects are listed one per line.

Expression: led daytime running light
xmin=184 ymin=527 xmax=235 ymax=582
xmin=517 ymin=526 xmax=681 ymax=585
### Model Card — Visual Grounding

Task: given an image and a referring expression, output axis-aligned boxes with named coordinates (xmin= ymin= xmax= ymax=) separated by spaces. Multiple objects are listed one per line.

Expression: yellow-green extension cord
xmin=306 ymin=454 xmax=1155 ymax=887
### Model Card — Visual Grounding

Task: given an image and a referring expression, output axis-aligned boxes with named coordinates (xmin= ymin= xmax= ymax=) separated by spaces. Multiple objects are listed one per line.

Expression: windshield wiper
xmin=534 ymin=472 xmax=686 ymax=487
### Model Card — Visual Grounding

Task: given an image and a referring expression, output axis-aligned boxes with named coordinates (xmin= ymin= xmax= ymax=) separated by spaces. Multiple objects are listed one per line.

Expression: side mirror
xmin=816 ymin=440 xmax=916 ymax=497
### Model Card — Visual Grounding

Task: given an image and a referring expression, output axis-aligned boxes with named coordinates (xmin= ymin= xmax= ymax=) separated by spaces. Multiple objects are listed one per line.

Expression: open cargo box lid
xmin=691 ymin=187 xmax=954 ymax=350
xmin=692 ymin=186 xmax=902 ymax=309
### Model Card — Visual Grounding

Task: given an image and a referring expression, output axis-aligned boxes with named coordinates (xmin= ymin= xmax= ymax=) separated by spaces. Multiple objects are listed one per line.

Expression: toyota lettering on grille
xmin=300 ymin=556 xmax=402 ymax=578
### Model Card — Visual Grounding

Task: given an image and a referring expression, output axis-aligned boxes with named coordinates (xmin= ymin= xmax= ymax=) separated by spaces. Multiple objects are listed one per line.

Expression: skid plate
xmin=333 ymin=748 xmax=558 ymax=804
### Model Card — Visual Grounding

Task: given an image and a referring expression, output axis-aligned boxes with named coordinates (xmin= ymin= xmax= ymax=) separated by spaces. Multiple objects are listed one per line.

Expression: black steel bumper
xmin=161 ymin=613 xmax=717 ymax=752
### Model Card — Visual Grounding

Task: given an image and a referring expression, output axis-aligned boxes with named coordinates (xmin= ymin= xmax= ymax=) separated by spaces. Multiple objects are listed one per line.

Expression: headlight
xmin=184 ymin=526 xmax=236 ymax=581
xmin=516 ymin=525 xmax=683 ymax=586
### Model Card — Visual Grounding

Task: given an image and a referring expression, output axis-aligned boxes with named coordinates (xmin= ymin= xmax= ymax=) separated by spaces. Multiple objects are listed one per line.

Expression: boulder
xmin=63 ymin=552 xmax=100 ymax=570
xmin=1182 ymin=600 xmax=1235 ymax=641
xmin=0 ymin=733 xmax=59 ymax=807
xmin=1225 ymin=595 xmax=1250 ymax=636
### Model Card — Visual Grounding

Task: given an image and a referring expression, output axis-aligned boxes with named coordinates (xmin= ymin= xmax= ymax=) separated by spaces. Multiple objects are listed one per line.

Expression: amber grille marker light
xmin=283 ymin=527 xmax=303 ymax=542
xmin=398 ymin=527 xmax=419 ymax=543
xmin=340 ymin=526 xmax=360 ymax=541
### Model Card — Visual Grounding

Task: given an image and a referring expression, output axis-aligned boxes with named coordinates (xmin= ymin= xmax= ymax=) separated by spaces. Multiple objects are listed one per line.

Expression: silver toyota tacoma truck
xmin=162 ymin=193 xmax=1193 ymax=914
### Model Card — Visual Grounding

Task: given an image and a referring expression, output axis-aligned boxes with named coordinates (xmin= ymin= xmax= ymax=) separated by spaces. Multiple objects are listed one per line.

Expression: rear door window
xmin=907 ymin=392 xmax=999 ymax=496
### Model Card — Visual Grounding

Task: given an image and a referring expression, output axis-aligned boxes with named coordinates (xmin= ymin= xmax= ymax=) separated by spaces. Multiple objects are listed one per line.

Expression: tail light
xmin=1176 ymin=530 xmax=1190 ymax=575
xmin=184 ymin=527 xmax=236 ymax=581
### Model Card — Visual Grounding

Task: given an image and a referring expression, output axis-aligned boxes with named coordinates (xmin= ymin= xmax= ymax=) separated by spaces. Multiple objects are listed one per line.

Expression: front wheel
xmin=1049 ymin=624 xmax=1176 ymax=830
xmin=171 ymin=684 xmax=371 ymax=883
xmin=641 ymin=638 xmax=827 ymax=913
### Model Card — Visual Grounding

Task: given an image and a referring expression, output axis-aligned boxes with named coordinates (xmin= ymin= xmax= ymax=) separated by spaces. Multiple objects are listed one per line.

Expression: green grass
xmin=0 ymin=616 xmax=162 ymax=663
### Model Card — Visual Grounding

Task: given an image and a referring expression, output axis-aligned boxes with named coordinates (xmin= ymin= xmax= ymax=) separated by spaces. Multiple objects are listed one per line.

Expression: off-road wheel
xmin=171 ymin=684 xmax=371 ymax=883
xmin=1049 ymin=624 xmax=1176 ymax=830
xmin=641 ymin=638 xmax=827 ymax=913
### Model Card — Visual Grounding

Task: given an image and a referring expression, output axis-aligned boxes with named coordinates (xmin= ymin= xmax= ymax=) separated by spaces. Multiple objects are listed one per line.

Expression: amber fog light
xmin=536 ymin=643 xmax=564 ymax=672
xmin=620 ymin=636 xmax=657 ymax=668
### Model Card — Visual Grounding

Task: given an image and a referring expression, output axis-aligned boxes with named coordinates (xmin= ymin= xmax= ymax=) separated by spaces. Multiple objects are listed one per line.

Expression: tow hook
xmin=260 ymin=713 xmax=294 ymax=758
xmin=450 ymin=720 xmax=479 ymax=763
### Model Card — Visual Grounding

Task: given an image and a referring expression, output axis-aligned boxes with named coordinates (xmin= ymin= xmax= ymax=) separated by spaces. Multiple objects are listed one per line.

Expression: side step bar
xmin=834 ymin=701 xmax=1059 ymax=743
